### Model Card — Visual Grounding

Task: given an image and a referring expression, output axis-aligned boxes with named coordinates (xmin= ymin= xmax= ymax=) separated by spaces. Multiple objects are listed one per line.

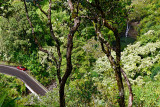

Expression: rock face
xmin=128 ymin=21 xmax=139 ymax=39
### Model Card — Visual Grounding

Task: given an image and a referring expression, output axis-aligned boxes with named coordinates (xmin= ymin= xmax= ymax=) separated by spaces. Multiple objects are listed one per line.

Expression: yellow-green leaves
xmin=88 ymin=0 xmax=93 ymax=3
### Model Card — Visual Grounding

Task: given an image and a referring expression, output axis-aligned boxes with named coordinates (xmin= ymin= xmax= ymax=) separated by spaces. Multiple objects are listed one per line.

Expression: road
xmin=0 ymin=65 xmax=48 ymax=96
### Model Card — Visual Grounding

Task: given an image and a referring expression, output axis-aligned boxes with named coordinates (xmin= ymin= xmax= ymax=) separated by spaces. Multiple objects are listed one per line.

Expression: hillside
xmin=0 ymin=0 xmax=160 ymax=106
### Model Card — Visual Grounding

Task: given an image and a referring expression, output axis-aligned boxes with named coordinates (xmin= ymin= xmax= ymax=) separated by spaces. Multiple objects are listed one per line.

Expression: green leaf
xmin=89 ymin=0 xmax=93 ymax=3
xmin=0 ymin=93 xmax=7 ymax=107
xmin=3 ymin=97 xmax=21 ymax=107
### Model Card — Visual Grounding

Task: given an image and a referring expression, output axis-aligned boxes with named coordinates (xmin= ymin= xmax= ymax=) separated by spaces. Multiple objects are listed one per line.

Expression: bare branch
xmin=61 ymin=19 xmax=80 ymax=85
xmin=68 ymin=0 xmax=74 ymax=13
xmin=23 ymin=0 xmax=58 ymax=65
xmin=40 ymin=47 xmax=58 ymax=65
xmin=47 ymin=0 xmax=62 ymax=83
xmin=85 ymin=0 xmax=117 ymax=34
xmin=89 ymin=1 xmax=132 ymax=106
xmin=23 ymin=0 xmax=38 ymax=44
xmin=97 ymin=31 xmax=116 ymax=68
xmin=103 ymin=19 xmax=117 ymax=34
xmin=36 ymin=3 xmax=48 ymax=17
xmin=96 ymin=25 xmax=133 ymax=107
xmin=48 ymin=0 xmax=52 ymax=24
xmin=121 ymin=68 xmax=133 ymax=107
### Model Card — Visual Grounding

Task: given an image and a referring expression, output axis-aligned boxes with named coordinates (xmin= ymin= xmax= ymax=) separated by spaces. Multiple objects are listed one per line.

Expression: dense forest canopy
xmin=0 ymin=0 xmax=160 ymax=106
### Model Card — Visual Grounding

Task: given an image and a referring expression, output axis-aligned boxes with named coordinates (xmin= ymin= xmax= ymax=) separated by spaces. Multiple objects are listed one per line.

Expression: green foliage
xmin=137 ymin=30 xmax=160 ymax=45
xmin=0 ymin=86 xmax=20 ymax=107
xmin=130 ymin=0 xmax=160 ymax=43
xmin=20 ymin=89 xmax=59 ymax=107
xmin=0 ymin=74 xmax=26 ymax=96
xmin=150 ymin=64 xmax=160 ymax=79
xmin=88 ymin=0 xmax=93 ymax=3
xmin=129 ymin=2 xmax=149 ymax=21
xmin=0 ymin=2 xmax=33 ymax=61
xmin=66 ymin=78 xmax=98 ymax=106
xmin=81 ymin=26 xmax=96 ymax=40
xmin=120 ymin=36 xmax=136 ymax=50
xmin=132 ymin=76 xmax=160 ymax=106
xmin=80 ymin=0 xmax=129 ymax=33
xmin=0 ymin=0 xmax=13 ymax=18
xmin=1 ymin=0 xmax=160 ymax=106
xmin=0 ymin=93 xmax=7 ymax=107
xmin=0 ymin=1 xmax=54 ymax=87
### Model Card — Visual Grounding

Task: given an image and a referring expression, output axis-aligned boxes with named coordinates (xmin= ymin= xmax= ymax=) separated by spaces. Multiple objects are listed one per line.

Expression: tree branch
xmin=68 ymin=0 xmax=74 ymax=13
xmin=36 ymin=3 xmax=48 ymax=17
xmin=61 ymin=0 xmax=80 ymax=85
xmin=89 ymin=1 xmax=132 ymax=106
xmin=93 ymin=20 xmax=116 ymax=68
xmin=58 ymin=1 xmax=81 ymax=107
xmin=85 ymin=0 xmax=117 ymax=34
xmin=121 ymin=68 xmax=133 ymax=107
xmin=47 ymin=0 xmax=62 ymax=83
xmin=23 ymin=0 xmax=58 ymax=71
xmin=23 ymin=0 xmax=38 ymax=45
xmin=95 ymin=23 xmax=133 ymax=107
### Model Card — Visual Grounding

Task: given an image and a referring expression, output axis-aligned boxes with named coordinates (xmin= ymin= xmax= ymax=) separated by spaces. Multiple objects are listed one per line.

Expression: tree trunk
xmin=121 ymin=68 xmax=133 ymax=107
xmin=59 ymin=84 xmax=65 ymax=107
xmin=59 ymin=34 xmax=73 ymax=107
xmin=115 ymin=68 xmax=125 ymax=107
xmin=95 ymin=25 xmax=125 ymax=107
xmin=115 ymin=30 xmax=125 ymax=107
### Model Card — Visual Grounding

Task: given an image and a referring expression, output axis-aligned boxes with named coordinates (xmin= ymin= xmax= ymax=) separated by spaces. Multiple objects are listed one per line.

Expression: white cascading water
xmin=125 ymin=21 xmax=130 ymax=37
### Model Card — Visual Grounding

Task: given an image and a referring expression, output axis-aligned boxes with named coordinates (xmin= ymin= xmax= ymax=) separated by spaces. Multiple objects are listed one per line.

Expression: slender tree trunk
xmin=115 ymin=31 xmax=125 ymax=107
xmin=59 ymin=34 xmax=74 ymax=107
xmin=115 ymin=68 xmax=125 ymax=107
xmin=121 ymin=68 xmax=133 ymax=107
xmin=95 ymin=23 xmax=125 ymax=107
xmin=59 ymin=84 xmax=65 ymax=107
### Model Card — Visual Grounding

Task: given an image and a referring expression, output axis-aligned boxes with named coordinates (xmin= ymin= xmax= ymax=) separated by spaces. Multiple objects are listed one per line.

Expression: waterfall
xmin=125 ymin=21 xmax=130 ymax=37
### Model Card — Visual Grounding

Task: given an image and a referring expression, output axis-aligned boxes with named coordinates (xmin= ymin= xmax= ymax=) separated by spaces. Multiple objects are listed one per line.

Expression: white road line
xmin=23 ymin=71 xmax=48 ymax=93
xmin=25 ymin=83 xmax=38 ymax=96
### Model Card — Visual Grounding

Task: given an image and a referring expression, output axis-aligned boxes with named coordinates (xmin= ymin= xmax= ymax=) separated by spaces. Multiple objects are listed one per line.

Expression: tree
xmin=80 ymin=0 xmax=133 ymax=106
xmin=0 ymin=0 xmax=13 ymax=18
xmin=0 ymin=2 xmax=46 ymax=63
xmin=23 ymin=0 xmax=80 ymax=106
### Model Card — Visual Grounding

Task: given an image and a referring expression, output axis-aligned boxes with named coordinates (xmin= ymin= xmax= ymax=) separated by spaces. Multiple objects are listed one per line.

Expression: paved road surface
xmin=0 ymin=65 xmax=47 ymax=96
